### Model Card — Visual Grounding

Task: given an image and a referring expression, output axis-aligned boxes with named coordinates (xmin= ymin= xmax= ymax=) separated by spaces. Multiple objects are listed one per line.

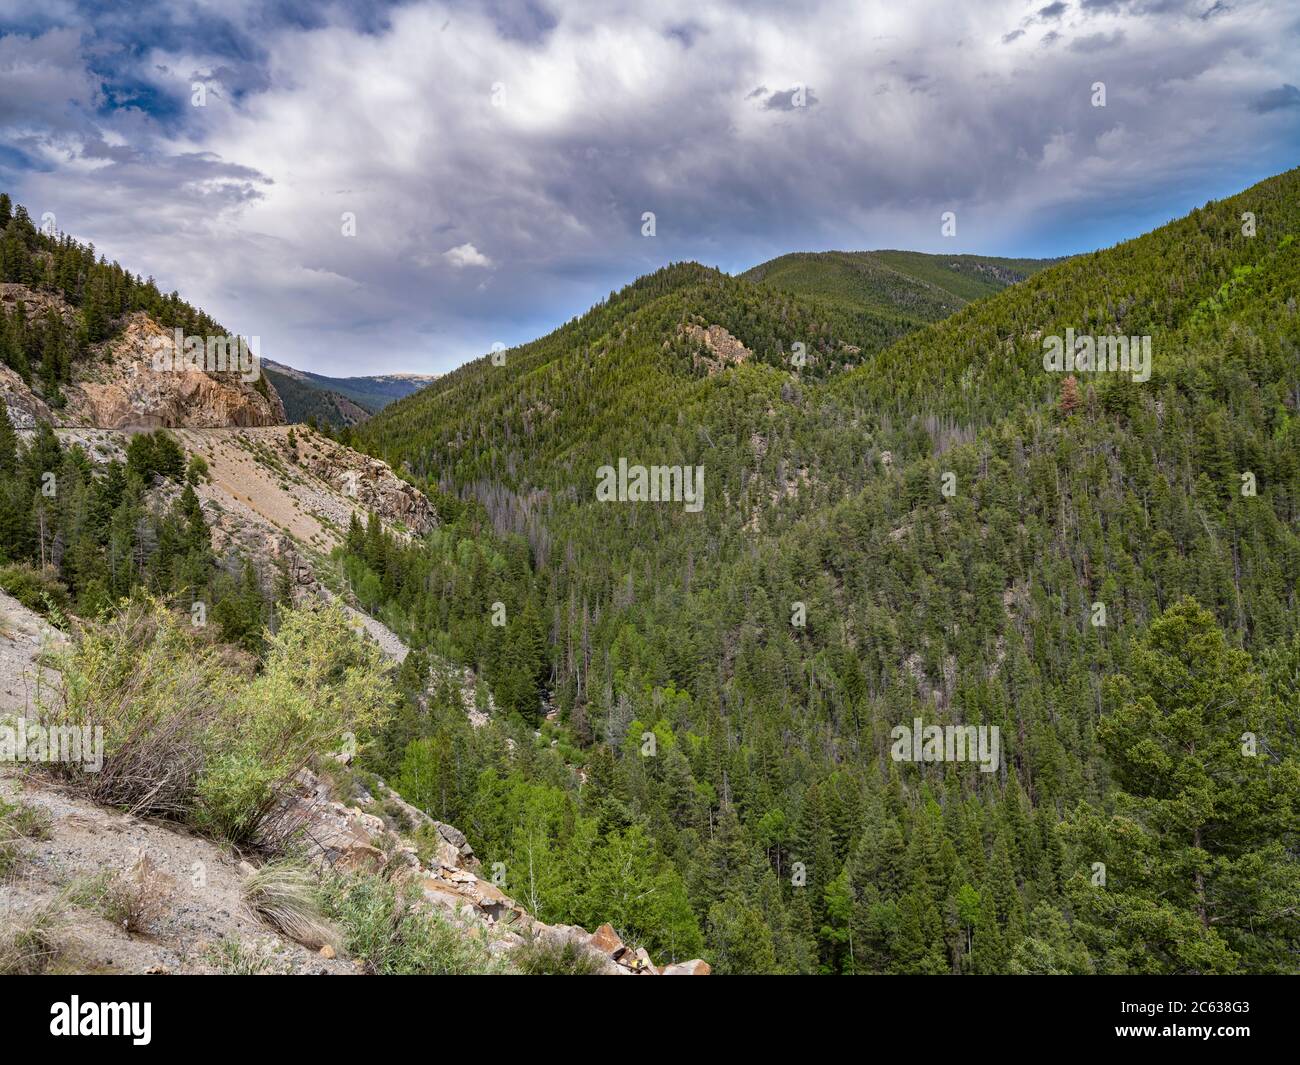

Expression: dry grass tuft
xmin=0 ymin=897 xmax=65 ymax=975
xmin=243 ymin=860 xmax=336 ymax=950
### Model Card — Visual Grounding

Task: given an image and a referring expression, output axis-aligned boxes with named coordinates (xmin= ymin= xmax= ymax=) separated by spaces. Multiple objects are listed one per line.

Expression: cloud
xmin=1038 ymin=3 xmax=1068 ymax=18
xmin=0 ymin=28 xmax=101 ymax=131
xmin=1 ymin=0 xmax=1297 ymax=376
xmin=443 ymin=242 xmax=494 ymax=268
xmin=1251 ymin=84 xmax=1300 ymax=114
xmin=761 ymin=85 xmax=818 ymax=110
xmin=1069 ymin=30 xmax=1126 ymax=51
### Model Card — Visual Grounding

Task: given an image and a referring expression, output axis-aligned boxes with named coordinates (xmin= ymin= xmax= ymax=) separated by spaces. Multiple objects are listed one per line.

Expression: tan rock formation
xmin=61 ymin=314 xmax=285 ymax=428
xmin=0 ymin=294 xmax=286 ymax=430
xmin=681 ymin=322 xmax=753 ymax=376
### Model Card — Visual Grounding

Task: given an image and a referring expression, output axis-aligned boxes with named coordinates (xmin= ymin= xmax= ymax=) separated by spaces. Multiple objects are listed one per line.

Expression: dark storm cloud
xmin=665 ymin=21 xmax=702 ymax=46
xmin=1251 ymin=84 xmax=1300 ymax=113
xmin=1 ymin=0 xmax=1297 ymax=375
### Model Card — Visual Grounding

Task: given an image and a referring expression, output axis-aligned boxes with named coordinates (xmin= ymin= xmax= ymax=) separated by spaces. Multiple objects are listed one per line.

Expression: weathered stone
xmin=661 ymin=959 xmax=712 ymax=976
xmin=681 ymin=322 xmax=753 ymax=376
xmin=422 ymin=879 xmax=468 ymax=913
xmin=334 ymin=843 xmax=385 ymax=873
xmin=590 ymin=922 xmax=623 ymax=954
xmin=268 ymin=764 xmax=709 ymax=976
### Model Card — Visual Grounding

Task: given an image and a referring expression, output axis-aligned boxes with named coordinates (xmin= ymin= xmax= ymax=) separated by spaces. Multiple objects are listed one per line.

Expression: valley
xmin=0 ymin=165 xmax=1298 ymax=977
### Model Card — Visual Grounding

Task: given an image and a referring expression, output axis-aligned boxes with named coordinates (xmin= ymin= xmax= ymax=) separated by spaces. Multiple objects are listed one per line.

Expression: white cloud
xmin=443 ymin=242 xmax=493 ymax=269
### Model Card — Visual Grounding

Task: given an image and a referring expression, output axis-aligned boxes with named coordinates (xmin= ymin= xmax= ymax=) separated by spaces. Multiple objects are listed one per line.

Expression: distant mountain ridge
xmin=740 ymin=249 xmax=1060 ymax=325
xmin=263 ymin=359 xmax=438 ymax=429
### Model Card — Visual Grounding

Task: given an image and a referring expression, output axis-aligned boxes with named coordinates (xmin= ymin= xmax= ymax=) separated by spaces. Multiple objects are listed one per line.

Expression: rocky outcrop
xmin=291 ymin=431 xmax=436 ymax=536
xmin=63 ymin=315 xmax=285 ymax=428
xmin=0 ymin=363 xmax=54 ymax=430
xmin=0 ymin=282 xmax=77 ymax=328
xmin=681 ymin=322 xmax=752 ymax=376
xmin=283 ymin=762 xmax=710 ymax=976
xmin=0 ymin=293 xmax=285 ymax=430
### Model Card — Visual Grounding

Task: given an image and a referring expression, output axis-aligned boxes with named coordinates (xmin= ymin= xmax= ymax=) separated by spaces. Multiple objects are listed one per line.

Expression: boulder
xmin=334 ymin=842 xmax=386 ymax=873
xmin=589 ymin=922 xmax=623 ymax=955
xmin=660 ymin=959 xmax=712 ymax=976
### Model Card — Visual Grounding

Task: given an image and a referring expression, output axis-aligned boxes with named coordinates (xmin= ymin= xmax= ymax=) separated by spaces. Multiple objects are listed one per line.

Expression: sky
xmin=0 ymin=0 xmax=1297 ymax=377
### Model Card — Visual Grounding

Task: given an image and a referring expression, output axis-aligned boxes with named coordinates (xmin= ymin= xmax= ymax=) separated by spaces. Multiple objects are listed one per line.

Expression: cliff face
xmin=0 ymin=285 xmax=285 ymax=430
xmin=60 ymin=314 xmax=285 ymax=429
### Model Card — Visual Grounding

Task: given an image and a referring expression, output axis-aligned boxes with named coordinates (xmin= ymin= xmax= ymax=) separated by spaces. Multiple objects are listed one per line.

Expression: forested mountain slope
xmin=741 ymin=249 xmax=1055 ymax=325
xmin=263 ymin=363 xmax=373 ymax=429
xmin=0 ymin=194 xmax=282 ymax=429
xmin=349 ymin=167 xmax=1300 ymax=974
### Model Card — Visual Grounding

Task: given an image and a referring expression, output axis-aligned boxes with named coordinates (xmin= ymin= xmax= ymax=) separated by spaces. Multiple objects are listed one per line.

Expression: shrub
xmin=0 ymin=796 xmax=54 ymax=877
xmin=41 ymin=598 xmax=233 ymax=819
xmin=194 ymin=602 xmax=397 ymax=842
xmin=511 ymin=935 xmax=607 ymax=975
xmin=320 ymin=870 xmax=500 ymax=975
xmin=204 ymin=937 xmax=276 ymax=975
xmin=0 ymin=834 xmax=18 ymax=879
xmin=41 ymin=596 xmax=397 ymax=846
xmin=0 ymin=796 xmax=53 ymax=841
xmin=96 ymin=855 xmax=172 ymax=934
xmin=185 ymin=453 xmax=209 ymax=485
xmin=0 ymin=562 xmax=71 ymax=619
xmin=0 ymin=897 xmax=64 ymax=974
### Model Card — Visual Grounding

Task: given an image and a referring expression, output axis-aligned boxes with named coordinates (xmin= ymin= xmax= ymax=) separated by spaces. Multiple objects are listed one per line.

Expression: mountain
xmin=263 ymin=358 xmax=436 ymax=428
xmin=0 ymin=192 xmax=703 ymax=977
xmin=740 ymin=249 xmax=1058 ymax=344
xmin=3 ymin=165 xmax=1298 ymax=977
xmin=361 ymin=249 xmax=1053 ymax=482
xmin=262 ymin=363 xmax=373 ymax=429
xmin=351 ymin=167 xmax=1300 ymax=974
xmin=0 ymin=191 xmax=289 ymax=431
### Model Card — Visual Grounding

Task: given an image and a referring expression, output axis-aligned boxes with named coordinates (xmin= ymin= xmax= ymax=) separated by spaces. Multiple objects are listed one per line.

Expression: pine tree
xmin=0 ymin=403 xmax=17 ymax=476
xmin=1058 ymin=373 xmax=1079 ymax=416
xmin=1067 ymin=598 xmax=1300 ymax=973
